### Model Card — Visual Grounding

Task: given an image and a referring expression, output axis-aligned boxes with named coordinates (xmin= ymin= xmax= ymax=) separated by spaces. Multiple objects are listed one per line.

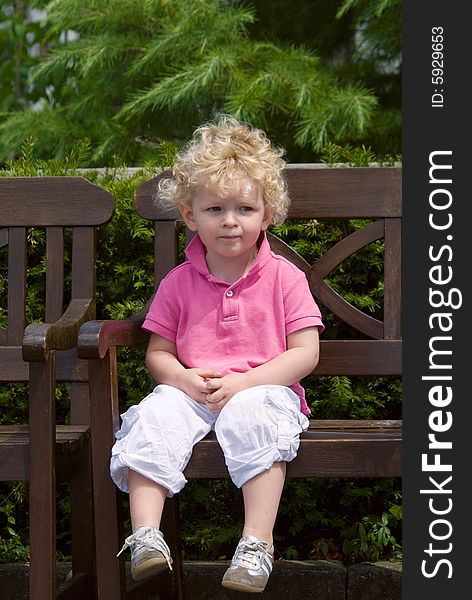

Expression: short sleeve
xmin=282 ymin=266 xmax=325 ymax=335
xmin=142 ymin=279 xmax=180 ymax=342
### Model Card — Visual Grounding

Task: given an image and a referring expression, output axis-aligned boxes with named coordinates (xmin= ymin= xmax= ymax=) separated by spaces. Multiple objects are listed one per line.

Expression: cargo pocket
xmin=276 ymin=418 xmax=301 ymax=462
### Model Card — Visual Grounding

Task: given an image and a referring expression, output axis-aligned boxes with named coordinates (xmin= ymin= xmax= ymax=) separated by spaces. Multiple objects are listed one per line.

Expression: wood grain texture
xmin=0 ymin=175 xmax=113 ymax=599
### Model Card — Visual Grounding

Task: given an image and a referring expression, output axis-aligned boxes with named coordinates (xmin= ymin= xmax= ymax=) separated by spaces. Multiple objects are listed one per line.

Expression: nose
xmin=222 ymin=211 xmax=238 ymax=227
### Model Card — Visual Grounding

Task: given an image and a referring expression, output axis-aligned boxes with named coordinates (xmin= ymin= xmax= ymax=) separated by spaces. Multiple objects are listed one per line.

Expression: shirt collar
xmin=185 ymin=232 xmax=272 ymax=279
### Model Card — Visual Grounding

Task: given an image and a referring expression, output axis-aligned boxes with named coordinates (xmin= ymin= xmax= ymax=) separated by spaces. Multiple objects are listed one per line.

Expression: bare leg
xmin=128 ymin=470 xmax=167 ymax=530
xmin=241 ymin=462 xmax=286 ymax=545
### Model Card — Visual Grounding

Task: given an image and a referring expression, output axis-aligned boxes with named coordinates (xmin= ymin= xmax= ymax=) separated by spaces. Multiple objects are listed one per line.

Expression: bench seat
xmin=184 ymin=420 xmax=402 ymax=479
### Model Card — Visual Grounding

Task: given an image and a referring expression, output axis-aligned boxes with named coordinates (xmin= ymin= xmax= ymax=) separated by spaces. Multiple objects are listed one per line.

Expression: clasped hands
xmin=177 ymin=368 xmax=250 ymax=412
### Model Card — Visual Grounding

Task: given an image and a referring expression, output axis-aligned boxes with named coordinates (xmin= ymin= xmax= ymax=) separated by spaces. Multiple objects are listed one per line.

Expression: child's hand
xmin=204 ymin=373 xmax=250 ymax=412
xmin=177 ymin=368 xmax=221 ymax=404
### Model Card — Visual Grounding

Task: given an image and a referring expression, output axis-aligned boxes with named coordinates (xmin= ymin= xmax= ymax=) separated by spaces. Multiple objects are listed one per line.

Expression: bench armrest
xmin=22 ymin=298 xmax=94 ymax=362
xmin=77 ymin=310 xmax=150 ymax=359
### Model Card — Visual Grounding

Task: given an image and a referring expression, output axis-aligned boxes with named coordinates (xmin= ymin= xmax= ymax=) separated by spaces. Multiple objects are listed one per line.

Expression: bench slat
xmin=183 ymin=419 xmax=402 ymax=479
xmin=135 ymin=166 xmax=402 ymax=220
xmin=0 ymin=425 xmax=90 ymax=480
xmin=0 ymin=347 xmax=89 ymax=382
xmin=45 ymin=227 xmax=65 ymax=324
xmin=316 ymin=340 xmax=401 ymax=375
xmin=307 ymin=419 xmax=401 ymax=431
xmin=0 ymin=177 xmax=114 ymax=226
xmin=7 ymin=228 xmax=26 ymax=345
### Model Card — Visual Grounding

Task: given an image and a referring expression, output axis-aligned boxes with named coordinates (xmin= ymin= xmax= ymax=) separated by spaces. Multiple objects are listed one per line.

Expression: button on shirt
xmin=142 ymin=233 xmax=325 ymax=415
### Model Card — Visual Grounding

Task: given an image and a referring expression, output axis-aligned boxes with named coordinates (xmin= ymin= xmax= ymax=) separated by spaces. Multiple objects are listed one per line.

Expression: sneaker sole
xmin=221 ymin=578 xmax=266 ymax=593
xmin=132 ymin=557 xmax=169 ymax=581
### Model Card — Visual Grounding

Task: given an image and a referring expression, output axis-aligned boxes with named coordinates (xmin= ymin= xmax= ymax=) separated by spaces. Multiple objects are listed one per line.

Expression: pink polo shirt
xmin=143 ymin=233 xmax=324 ymax=415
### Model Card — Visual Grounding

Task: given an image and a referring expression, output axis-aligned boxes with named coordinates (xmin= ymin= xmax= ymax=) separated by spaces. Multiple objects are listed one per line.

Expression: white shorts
xmin=110 ymin=384 xmax=309 ymax=496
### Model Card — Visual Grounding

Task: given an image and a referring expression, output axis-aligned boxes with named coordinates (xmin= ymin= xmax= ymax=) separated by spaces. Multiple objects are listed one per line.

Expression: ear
xmin=179 ymin=202 xmax=198 ymax=232
xmin=261 ymin=208 xmax=273 ymax=231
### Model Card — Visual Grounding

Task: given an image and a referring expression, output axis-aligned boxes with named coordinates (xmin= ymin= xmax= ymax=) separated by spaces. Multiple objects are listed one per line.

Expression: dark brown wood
xmin=0 ymin=425 xmax=90 ymax=481
xmin=0 ymin=177 xmax=114 ymax=226
xmin=155 ymin=221 xmax=179 ymax=287
xmin=88 ymin=352 xmax=124 ymax=600
xmin=79 ymin=165 xmax=403 ymax=600
xmin=29 ymin=356 xmax=56 ymax=599
xmin=134 ymin=173 xmax=172 ymax=219
xmin=70 ymin=381 xmax=92 ymax=424
xmin=384 ymin=218 xmax=402 ymax=339
xmin=78 ymin=317 xmax=149 ymax=360
xmin=0 ymin=176 xmax=115 ymax=599
xmin=182 ymin=428 xmax=401 ymax=478
xmin=46 ymin=227 xmax=64 ymax=323
xmin=23 ymin=298 xmax=95 ymax=361
xmin=71 ymin=227 xmax=95 ymax=299
xmin=316 ymin=340 xmax=401 ymax=375
xmin=134 ymin=166 xmax=402 ymax=220
xmin=7 ymin=227 xmax=26 ymax=345
xmin=283 ymin=165 xmax=402 ymax=218
xmin=0 ymin=347 xmax=89 ymax=382
xmin=161 ymin=496 xmax=184 ymax=599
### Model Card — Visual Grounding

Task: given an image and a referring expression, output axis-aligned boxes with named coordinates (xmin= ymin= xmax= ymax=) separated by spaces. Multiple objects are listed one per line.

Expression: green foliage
xmin=0 ymin=144 xmax=401 ymax=564
xmin=178 ymin=480 xmax=243 ymax=560
xmin=321 ymin=141 xmax=401 ymax=167
xmin=0 ymin=0 xmax=400 ymax=165
xmin=0 ymin=1 xmax=50 ymax=112
xmin=275 ymin=477 xmax=401 ymax=562
xmin=3 ymin=134 xmax=93 ymax=175
xmin=0 ymin=483 xmax=29 ymax=563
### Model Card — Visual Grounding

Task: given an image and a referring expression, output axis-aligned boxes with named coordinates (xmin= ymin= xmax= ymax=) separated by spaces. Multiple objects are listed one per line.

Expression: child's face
xmin=179 ymin=179 xmax=271 ymax=262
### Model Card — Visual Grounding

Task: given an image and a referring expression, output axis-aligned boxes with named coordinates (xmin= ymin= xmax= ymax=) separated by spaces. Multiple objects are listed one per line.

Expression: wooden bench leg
xmin=29 ymin=356 xmax=56 ymax=600
xmin=89 ymin=349 xmax=186 ymax=599
xmin=70 ymin=440 xmax=95 ymax=594
xmin=69 ymin=382 xmax=95 ymax=595
xmin=161 ymin=496 xmax=184 ymax=600
xmin=89 ymin=352 xmax=126 ymax=599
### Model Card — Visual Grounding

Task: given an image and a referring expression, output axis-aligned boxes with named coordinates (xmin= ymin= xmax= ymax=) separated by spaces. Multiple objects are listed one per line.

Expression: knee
xmin=138 ymin=385 xmax=187 ymax=422
xmin=215 ymin=389 xmax=270 ymax=448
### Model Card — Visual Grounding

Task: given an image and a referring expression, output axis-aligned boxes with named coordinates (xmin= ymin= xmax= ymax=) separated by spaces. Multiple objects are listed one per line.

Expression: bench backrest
xmin=0 ymin=177 xmax=114 ymax=405
xmin=134 ymin=165 xmax=402 ymax=379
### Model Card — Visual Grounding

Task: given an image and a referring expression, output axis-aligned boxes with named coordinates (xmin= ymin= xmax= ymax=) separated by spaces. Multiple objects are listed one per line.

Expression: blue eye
xmin=208 ymin=206 xmax=221 ymax=212
xmin=240 ymin=206 xmax=253 ymax=212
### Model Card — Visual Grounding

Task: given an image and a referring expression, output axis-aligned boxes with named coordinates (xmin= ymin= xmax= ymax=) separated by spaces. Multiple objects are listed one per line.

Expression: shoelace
xmin=235 ymin=540 xmax=271 ymax=569
xmin=117 ymin=529 xmax=173 ymax=570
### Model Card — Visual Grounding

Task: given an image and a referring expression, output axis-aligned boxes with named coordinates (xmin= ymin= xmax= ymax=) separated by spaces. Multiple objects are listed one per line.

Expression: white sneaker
xmin=117 ymin=525 xmax=173 ymax=580
xmin=221 ymin=535 xmax=274 ymax=593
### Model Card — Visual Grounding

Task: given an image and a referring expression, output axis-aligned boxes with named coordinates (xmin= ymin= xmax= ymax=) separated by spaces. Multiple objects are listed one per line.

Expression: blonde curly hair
xmin=156 ymin=114 xmax=290 ymax=225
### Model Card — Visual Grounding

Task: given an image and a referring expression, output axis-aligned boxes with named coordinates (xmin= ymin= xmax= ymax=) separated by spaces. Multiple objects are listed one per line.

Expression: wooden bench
xmin=78 ymin=164 xmax=402 ymax=599
xmin=0 ymin=177 xmax=114 ymax=599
